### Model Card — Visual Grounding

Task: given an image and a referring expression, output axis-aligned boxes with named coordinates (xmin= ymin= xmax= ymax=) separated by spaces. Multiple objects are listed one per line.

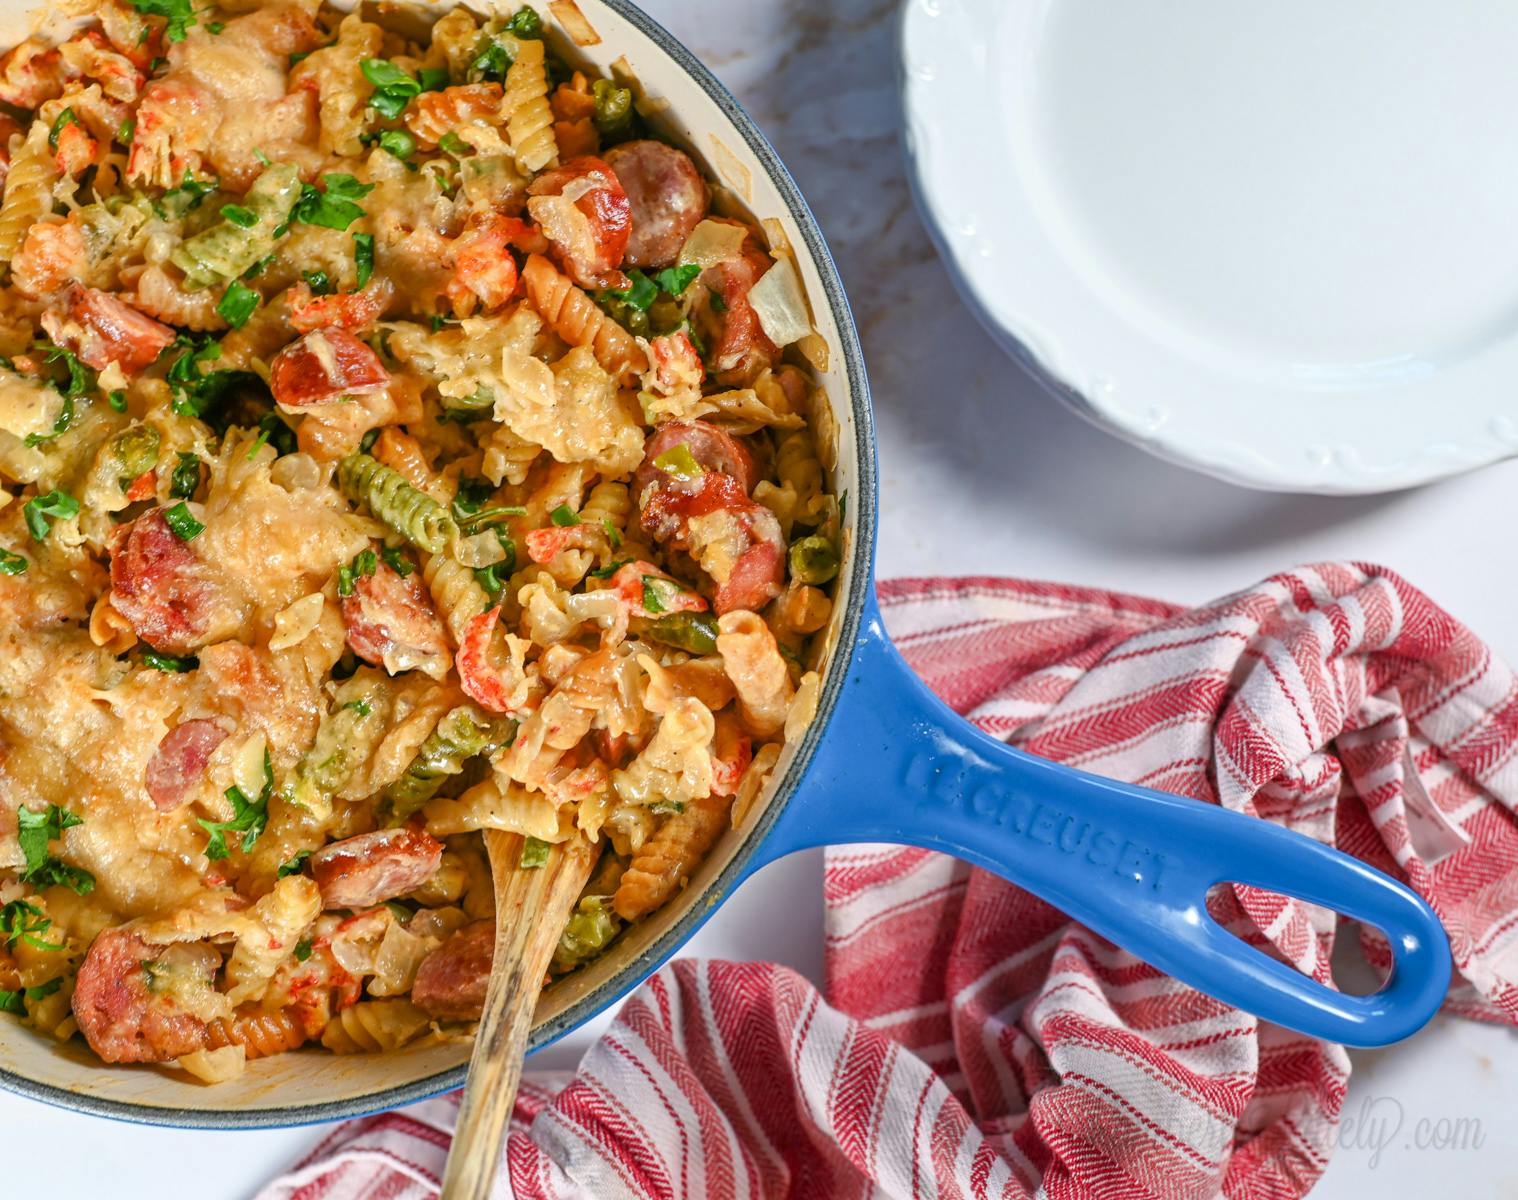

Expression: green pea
xmin=788 ymin=535 xmax=839 ymax=585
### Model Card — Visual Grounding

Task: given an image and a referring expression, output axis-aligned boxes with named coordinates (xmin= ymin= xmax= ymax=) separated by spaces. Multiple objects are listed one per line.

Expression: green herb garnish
xmin=162 ymin=501 xmax=204 ymax=541
xmin=47 ymin=107 xmax=78 ymax=151
xmin=23 ymin=491 xmax=78 ymax=542
xmin=220 ymin=203 xmax=257 ymax=228
xmin=0 ymin=548 xmax=27 ymax=575
xmin=549 ymin=504 xmax=580 ymax=527
xmin=352 ymin=231 xmax=375 ymax=289
xmin=654 ymin=263 xmax=702 ymax=297
xmin=198 ymin=748 xmax=272 ymax=860
xmin=125 ymin=0 xmax=196 ymax=42
xmin=292 ymin=173 xmax=374 ymax=232
xmin=277 ymin=850 xmax=312 ymax=879
xmin=141 ymin=648 xmax=199 ymax=672
xmin=216 ymin=279 xmax=260 ymax=328
xmin=337 ymin=548 xmax=377 ymax=597
xmin=170 ymin=451 xmax=201 ymax=499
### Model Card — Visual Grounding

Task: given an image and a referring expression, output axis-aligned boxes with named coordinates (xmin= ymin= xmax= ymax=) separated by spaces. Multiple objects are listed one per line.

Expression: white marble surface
xmin=6 ymin=0 xmax=1518 ymax=1195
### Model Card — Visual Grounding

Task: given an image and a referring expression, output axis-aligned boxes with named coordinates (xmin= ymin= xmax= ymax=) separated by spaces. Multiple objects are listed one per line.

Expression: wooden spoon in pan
xmin=440 ymin=829 xmax=595 ymax=1199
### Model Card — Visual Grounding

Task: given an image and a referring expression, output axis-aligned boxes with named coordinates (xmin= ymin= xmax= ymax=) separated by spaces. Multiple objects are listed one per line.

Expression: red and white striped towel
xmin=257 ymin=564 xmax=1518 ymax=1200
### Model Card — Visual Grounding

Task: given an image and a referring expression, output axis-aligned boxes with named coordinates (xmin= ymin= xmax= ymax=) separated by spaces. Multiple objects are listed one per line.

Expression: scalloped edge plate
xmin=899 ymin=0 xmax=1518 ymax=494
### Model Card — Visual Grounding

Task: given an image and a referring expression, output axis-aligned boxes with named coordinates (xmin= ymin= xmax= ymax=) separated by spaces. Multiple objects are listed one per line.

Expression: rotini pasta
xmin=503 ymin=38 xmax=558 ymax=173
xmin=0 ymin=123 xmax=60 ymax=266
xmin=0 ymin=0 xmax=838 ymax=1083
xmin=523 ymin=253 xmax=648 ymax=381
xmin=321 ymin=998 xmax=431 ymax=1053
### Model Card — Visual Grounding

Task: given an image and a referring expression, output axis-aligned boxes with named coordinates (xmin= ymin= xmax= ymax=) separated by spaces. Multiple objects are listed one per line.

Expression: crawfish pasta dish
xmin=0 ymin=0 xmax=839 ymax=1080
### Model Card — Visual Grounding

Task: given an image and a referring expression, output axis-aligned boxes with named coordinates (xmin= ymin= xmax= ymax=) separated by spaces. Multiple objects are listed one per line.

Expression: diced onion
xmin=229 ymin=732 xmax=268 ymax=801
xmin=454 ymin=530 xmax=508 ymax=568
xmin=177 ymin=1045 xmax=246 ymax=1084
xmin=270 ymin=452 xmax=322 ymax=492
xmin=549 ymin=0 xmax=600 ymax=46
xmin=748 ymin=255 xmax=812 ymax=347
xmin=677 ymin=219 xmax=747 ymax=270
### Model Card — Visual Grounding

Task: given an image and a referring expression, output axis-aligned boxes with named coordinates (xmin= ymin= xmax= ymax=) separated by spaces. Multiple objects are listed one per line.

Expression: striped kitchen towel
xmin=257 ymin=563 xmax=1518 ymax=1199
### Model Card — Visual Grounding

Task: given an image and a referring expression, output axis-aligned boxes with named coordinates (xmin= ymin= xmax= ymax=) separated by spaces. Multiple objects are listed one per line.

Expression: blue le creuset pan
xmin=0 ymin=0 xmax=1450 ymax=1130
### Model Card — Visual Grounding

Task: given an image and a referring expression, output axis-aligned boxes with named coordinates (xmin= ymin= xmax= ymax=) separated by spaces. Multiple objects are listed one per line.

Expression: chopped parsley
xmin=247 ymin=411 xmax=295 ymax=460
xmin=162 ymin=501 xmax=204 ymax=541
xmin=654 ymin=263 xmax=703 ymax=297
xmin=375 ymin=128 xmax=416 ymax=164
xmin=519 ymin=835 xmax=550 ymax=869
xmin=107 ymin=389 xmax=128 ymax=413
xmin=199 ymin=748 xmax=273 ymax=860
xmin=301 ymin=269 xmax=332 ymax=295
xmin=0 ymin=900 xmax=62 ymax=951
xmin=34 ymin=339 xmax=96 ymax=403
xmin=141 ymin=647 xmax=198 ymax=672
xmin=0 ymin=977 xmax=61 ymax=1015
xmin=337 ymin=548 xmax=377 ymax=597
xmin=125 ymin=0 xmax=197 ymax=42
xmin=587 ymin=557 xmax=631 ymax=580
xmin=47 ymin=107 xmax=78 ymax=151
xmin=292 ymin=173 xmax=374 ymax=232
xmin=162 ymin=332 xmax=262 ymax=422
xmin=353 ymin=232 xmax=375 ymax=289
xmin=206 ymin=20 xmax=224 ymax=34
xmin=0 ymin=548 xmax=27 ymax=575
xmin=216 ymin=279 xmax=261 ymax=329
xmin=380 ymin=545 xmax=414 ymax=577
xmin=650 ymin=799 xmax=687 ymax=815
xmin=170 ymin=451 xmax=201 ymax=499
xmin=360 ymin=59 xmax=448 ymax=120
xmin=608 ymin=269 xmax=658 ymax=312
xmin=549 ymin=504 xmax=581 ymax=527
xmin=438 ymin=131 xmax=470 ymax=157
xmin=220 ymin=203 xmax=257 ymax=228
xmin=342 ymin=697 xmax=373 ymax=717
xmin=240 ymin=253 xmax=275 ymax=281
xmin=640 ymin=575 xmax=688 ymax=614
xmin=23 ymin=490 xmax=79 ymax=542
xmin=293 ymin=938 xmax=313 ymax=962
xmin=22 ymin=396 xmax=74 ymax=448
xmin=16 ymin=804 xmax=93 ymax=896
xmin=277 ymin=850 xmax=312 ymax=879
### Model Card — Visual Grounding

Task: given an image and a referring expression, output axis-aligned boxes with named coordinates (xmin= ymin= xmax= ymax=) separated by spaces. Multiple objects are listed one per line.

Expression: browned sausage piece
xmin=411 ymin=920 xmax=493 ymax=1020
xmin=309 ymin=827 xmax=445 ymax=911
xmin=605 ymin=140 xmax=709 ymax=269
xmin=144 ymin=719 xmax=228 ymax=813
xmin=73 ymin=928 xmax=215 ymax=1063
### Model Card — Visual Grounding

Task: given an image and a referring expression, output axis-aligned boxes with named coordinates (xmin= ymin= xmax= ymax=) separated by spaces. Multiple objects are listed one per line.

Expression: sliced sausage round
xmin=605 ymin=140 xmax=709 ymax=269
xmin=73 ymin=928 xmax=214 ymax=1063
xmin=310 ymin=827 xmax=445 ymax=911
xmin=411 ymin=920 xmax=494 ymax=1020
xmin=341 ymin=558 xmax=452 ymax=680
xmin=145 ymin=719 xmax=228 ymax=812
xmin=270 ymin=327 xmax=390 ymax=410
xmin=109 ymin=508 xmax=216 ymax=656
xmin=526 ymin=155 xmax=632 ymax=290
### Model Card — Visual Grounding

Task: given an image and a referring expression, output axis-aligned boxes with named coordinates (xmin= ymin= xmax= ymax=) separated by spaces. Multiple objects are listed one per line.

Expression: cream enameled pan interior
xmin=0 ymin=0 xmax=866 ymax=1123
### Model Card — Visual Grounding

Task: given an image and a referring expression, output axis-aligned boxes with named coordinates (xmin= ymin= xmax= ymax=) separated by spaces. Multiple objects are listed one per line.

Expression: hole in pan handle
xmin=751 ymin=589 xmax=1451 ymax=1048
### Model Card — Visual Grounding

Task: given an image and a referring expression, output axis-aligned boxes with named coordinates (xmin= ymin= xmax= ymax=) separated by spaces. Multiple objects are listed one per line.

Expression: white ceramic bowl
xmin=0 ymin=0 xmax=872 ymax=1127
xmin=901 ymin=0 xmax=1518 ymax=494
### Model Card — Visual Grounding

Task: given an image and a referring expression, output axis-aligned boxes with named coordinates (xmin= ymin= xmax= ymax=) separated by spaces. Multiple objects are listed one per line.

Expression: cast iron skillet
xmin=0 ymin=0 xmax=1450 ymax=1128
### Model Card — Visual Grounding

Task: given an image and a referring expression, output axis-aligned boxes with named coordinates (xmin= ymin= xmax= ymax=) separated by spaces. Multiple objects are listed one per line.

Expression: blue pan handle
xmin=746 ymin=589 xmax=1451 ymax=1047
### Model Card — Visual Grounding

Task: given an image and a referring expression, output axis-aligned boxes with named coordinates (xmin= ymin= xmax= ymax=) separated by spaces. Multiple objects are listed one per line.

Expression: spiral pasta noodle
xmin=480 ymin=423 xmax=540 ymax=487
xmin=339 ymin=452 xmax=460 ymax=555
xmin=292 ymin=14 xmax=382 ymax=157
xmin=422 ymin=551 xmax=492 ymax=646
xmin=613 ymin=792 xmax=730 ymax=921
xmin=321 ymin=998 xmax=431 ymax=1053
xmin=204 ymin=1007 xmax=311 ymax=1060
xmin=503 ymin=37 xmax=557 ymax=173
xmin=0 ymin=123 xmax=59 ymax=265
xmin=523 ymin=253 xmax=647 ymax=381
xmin=385 ymin=704 xmax=515 ymax=823
xmin=132 ymin=265 xmax=228 ymax=331
xmin=406 ymin=83 xmax=505 ymax=149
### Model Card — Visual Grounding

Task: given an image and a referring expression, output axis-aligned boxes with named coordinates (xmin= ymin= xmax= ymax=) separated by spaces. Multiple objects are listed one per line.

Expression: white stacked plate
xmin=900 ymin=0 xmax=1518 ymax=494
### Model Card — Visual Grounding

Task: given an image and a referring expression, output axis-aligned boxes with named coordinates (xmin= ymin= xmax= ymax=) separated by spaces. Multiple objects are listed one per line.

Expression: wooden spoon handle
xmin=441 ymin=830 xmax=594 ymax=1200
